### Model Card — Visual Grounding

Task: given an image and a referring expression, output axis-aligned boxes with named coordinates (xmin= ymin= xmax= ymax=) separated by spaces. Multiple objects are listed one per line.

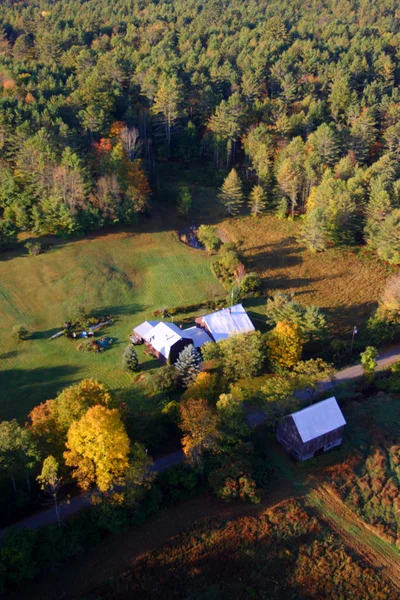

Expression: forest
xmin=0 ymin=0 xmax=398 ymax=265
xmin=1 ymin=0 xmax=400 ymax=597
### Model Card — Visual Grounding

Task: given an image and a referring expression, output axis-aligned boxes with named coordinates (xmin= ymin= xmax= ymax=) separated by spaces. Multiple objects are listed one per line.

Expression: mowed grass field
xmin=221 ymin=214 xmax=392 ymax=333
xmin=0 ymin=228 xmax=223 ymax=422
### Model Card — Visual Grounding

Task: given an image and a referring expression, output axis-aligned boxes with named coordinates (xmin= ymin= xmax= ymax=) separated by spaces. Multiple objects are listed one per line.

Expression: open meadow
xmin=0 ymin=227 xmax=223 ymax=421
xmin=221 ymin=214 xmax=392 ymax=334
xmin=0 ymin=166 xmax=394 ymax=423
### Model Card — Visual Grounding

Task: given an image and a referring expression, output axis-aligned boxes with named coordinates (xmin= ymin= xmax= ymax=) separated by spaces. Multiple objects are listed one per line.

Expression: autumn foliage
xmin=91 ymin=499 xmax=398 ymax=599
xmin=179 ymin=397 xmax=219 ymax=464
xmin=64 ymin=405 xmax=130 ymax=493
xmin=266 ymin=320 xmax=304 ymax=371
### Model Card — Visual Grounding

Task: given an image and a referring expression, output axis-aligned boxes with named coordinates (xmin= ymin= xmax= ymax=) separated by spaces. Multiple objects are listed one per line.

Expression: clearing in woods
xmin=220 ymin=213 xmax=392 ymax=333
xmin=0 ymin=168 xmax=393 ymax=422
xmin=0 ymin=228 xmax=223 ymax=421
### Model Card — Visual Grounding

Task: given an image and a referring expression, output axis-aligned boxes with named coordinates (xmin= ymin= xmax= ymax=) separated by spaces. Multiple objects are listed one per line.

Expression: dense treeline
xmin=0 ymin=0 xmax=399 ymax=262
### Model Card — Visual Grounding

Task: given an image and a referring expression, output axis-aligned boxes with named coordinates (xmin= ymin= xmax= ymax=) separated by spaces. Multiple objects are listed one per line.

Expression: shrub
xmin=197 ymin=225 xmax=220 ymax=251
xmin=25 ymin=241 xmax=44 ymax=256
xmin=240 ymin=272 xmax=261 ymax=294
xmin=201 ymin=341 xmax=222 ymax=361
xmin=360 ymin=346 xmax=378 ymax=379
xmin=150 ymin=365 xmax=179 ymax=393
xmin=212 ymin=250 xmax=240 ymax=288
xmin=122 ymin=345 xmax=139 ymax=371
xmin=208 ymin=446 xmax=261 ymax=504
xmin=12 ymin=325 xmax=29 ymax=341
xmin=77 ymin=339 xmax=101 ymax=353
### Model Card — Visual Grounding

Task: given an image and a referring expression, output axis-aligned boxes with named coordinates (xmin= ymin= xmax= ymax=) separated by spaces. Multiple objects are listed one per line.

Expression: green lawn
xmin=0 ymin=228 xmax=223 ymax=422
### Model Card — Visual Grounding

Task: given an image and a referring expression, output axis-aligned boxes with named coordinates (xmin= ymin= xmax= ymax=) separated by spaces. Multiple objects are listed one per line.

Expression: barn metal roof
xmin=147 ymin=322 xmax=188 ymax=359
xmin=134 ymin=321 xmax=159 ymax=340
xmin=182 ymin=326 xmax=212 ymax=348
xmin=291 ymin=397 xmax=346 ymax=443
xmin=202 ymin=303 xmax=255 ymax=342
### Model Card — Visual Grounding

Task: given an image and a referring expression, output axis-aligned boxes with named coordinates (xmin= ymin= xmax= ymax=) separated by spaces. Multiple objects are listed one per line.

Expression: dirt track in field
xmin=306 ymin=484 xmax=400 ymax=591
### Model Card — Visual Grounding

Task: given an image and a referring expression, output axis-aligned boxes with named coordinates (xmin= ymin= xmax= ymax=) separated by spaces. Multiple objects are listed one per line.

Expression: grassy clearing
xmin=0 ymin=228 xmax=223 ymax=421
xmin=221 ymin=214 xmax=393 ymax=334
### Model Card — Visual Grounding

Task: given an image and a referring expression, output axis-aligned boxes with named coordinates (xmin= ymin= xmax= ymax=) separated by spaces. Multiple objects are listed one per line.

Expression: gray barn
xmin=276 ymin=397 xmax=346 ymax=461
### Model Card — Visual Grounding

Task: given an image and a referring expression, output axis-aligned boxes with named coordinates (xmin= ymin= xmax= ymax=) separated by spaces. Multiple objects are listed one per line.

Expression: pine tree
xmin=174 ymin=345 xmax=201 ymax=387
xmin=300 ymin=207 xmax=330 ymax=252
xmin=122 ymin=345 xmax=139 ymax=371
xmin=307 ymin=123 xmax=340 ymax=167
xmin=219 ymin=168 xmax=244 ymax=216
xmin=248 ymin=184 xmax=267 ymax=216
xmin=152 ymin=75 xmax=182 ymax=149
xmin=365 ymin=177 xmax=393 ymax=250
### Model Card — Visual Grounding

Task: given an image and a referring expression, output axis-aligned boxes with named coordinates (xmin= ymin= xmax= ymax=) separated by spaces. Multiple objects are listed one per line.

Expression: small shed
xmin=276 ymin=397 xmax=346 ymax=461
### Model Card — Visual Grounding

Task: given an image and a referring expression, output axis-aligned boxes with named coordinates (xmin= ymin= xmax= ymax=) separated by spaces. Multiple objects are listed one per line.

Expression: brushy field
xmin=0 ymin=228 xmax=223 ymax=421
xmin=221 ymin=214 xmax=392 ymax=334
xmin=86 ymin=498 xmax=398 ymax=600
xmin=326 ymin=393 xmax=400 ymax=548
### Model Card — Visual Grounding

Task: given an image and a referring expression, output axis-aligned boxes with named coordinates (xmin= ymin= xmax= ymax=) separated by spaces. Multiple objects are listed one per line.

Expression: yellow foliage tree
xmin=266 ymin=321 xmax=304 ymax=371
xmin=181 ymin=371 xmax=220 ymax=403
xmin=64 ymin=405 xmax=130 ymax=493
xmin=179 ymin=398 xmax=219 ymax=464
xmin=28 ymin=379 xmax=112 ymax=459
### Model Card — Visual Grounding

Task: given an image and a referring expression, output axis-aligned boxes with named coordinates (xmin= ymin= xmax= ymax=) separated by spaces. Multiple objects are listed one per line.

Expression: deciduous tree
xmin=37 ymin=456 xmax=63 ymax=527
xmin=64 ymin=405 xmax=130 ymax=494
xmin=266 ymin=321 xmax=304 ymax=371
xmin=179 ymin=398 xmax=219 ymax=464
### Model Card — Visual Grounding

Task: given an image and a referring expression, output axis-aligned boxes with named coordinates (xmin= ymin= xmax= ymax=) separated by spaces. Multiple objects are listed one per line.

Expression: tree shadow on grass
xmin=139 ymin=357 xmax=161 ymax=372
xmin=29 ymin=327 xmax=62 ymax=341
xmin=0 ymin=365 xmax=81 ymax=421
xmin=91 ymin=303 xmax=151 ymax=319
xmin=0 ymin=350 xmax=19 ymax=360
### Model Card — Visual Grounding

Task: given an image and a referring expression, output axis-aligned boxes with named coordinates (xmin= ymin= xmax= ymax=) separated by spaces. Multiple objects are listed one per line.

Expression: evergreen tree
xmin=122 ymin=345 xmax=139 ymax=372
xmin=219 ymin=169 xmax=244 ymax=216
xmin=365 ymin=177 xmax=393 ymax=250
xmin=248 ymin=184 xmax=267 ymax=216
xmin=208 ymin=92 xmax=244 ymax=167
xmin=175 ymin=345 xmax=201 ymax=387
xmin=300 ymin=207 xmax=330 ymax=252
xmin=374 ymin=209 xmax=400 ymax=265
xmin=152 ymin=75 xmax=183 ymax=149
xmin=307 ymin=123 xmax=340 ymax=168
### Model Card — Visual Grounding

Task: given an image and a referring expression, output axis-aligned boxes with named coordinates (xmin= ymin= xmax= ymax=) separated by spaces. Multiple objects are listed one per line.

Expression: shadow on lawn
xmin=0 ymin=365 xmax=81 ymax=419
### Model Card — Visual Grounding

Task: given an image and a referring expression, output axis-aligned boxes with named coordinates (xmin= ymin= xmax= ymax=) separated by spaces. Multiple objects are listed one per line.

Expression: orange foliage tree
xmin=179 ymin=398 xmax=219 ymax=464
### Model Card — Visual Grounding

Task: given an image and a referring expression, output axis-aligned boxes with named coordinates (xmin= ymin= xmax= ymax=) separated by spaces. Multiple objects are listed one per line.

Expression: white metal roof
xmin=182 ymin=326 xmax=212 ymax=348
xmin=149 ymin=322 xmax=187 ymax=359
xmin=202 ymin=303 xmax=255 ymax=342
xmin=134 ymin=321 xmax=159 ymax=340
xmin=291 ymin=397 xmax=346 ymax=443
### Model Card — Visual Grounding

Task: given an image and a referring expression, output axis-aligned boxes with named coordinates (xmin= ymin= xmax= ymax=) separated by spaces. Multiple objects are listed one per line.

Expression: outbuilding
xmin=276 ymin=397 xmax=346 ymax=461
xmin=195 ymin=303 xmax=255 ymax=341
